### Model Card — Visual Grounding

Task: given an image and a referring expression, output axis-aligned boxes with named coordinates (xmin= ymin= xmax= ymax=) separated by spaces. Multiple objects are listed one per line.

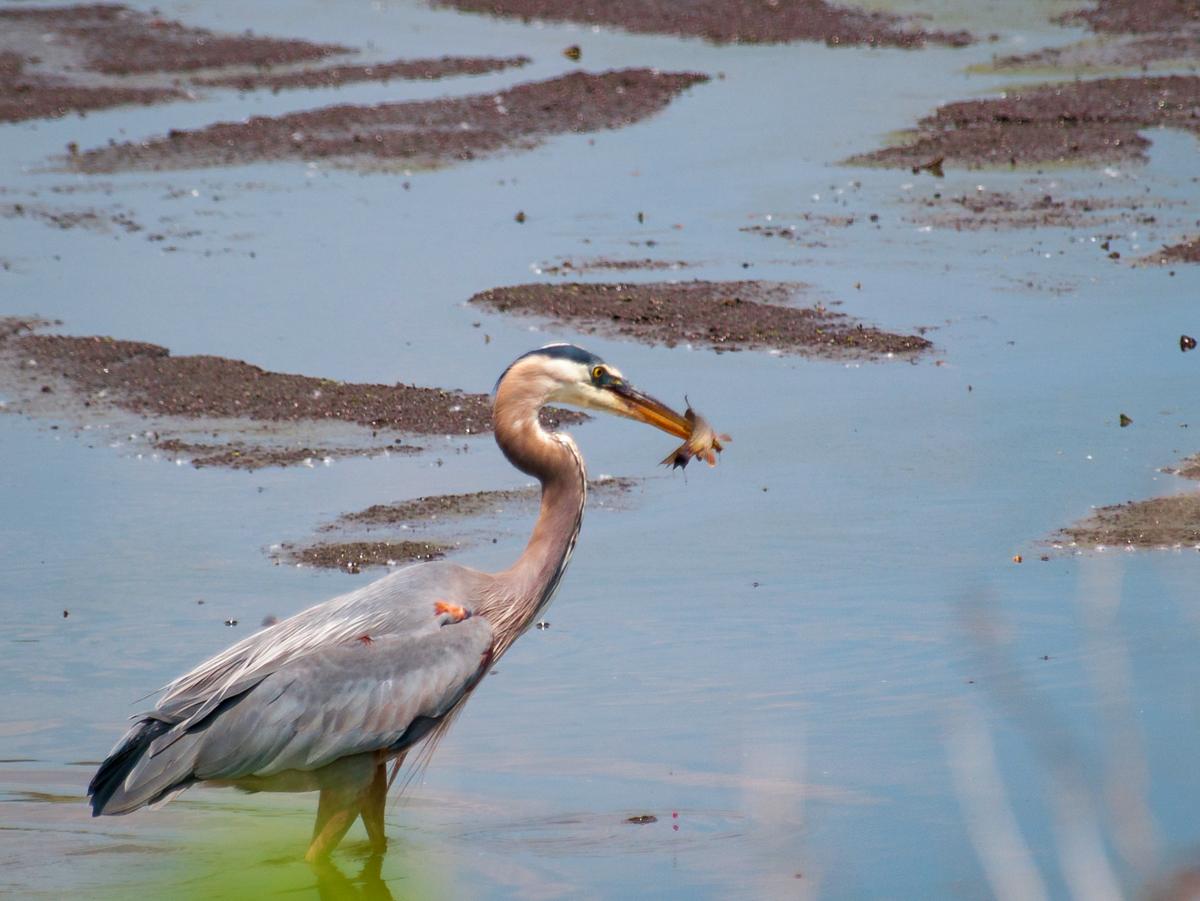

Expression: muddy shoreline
xmin=3 ymin=323 xmax=495 ymax=433
xmin=470 ymin=281 xmax=930 ymax=357
xmin=191 ymin=55 xmax=530 ymax=92
xmin=850 ymin=76 xmax=1200 ymax=171
xmin=434 ymin=0 xmax=972 ymax=48
xmin=538 ymin=258 xmax=691 ymax=276
xmin=68 ymin=69 xmax=708 ymax=173
xmin=1061 ymin=494 xmax=1200 ymax=548
xmin=329 ymin=477 xmax=637 ymax=531
xmin=855 ymin=0 xmax=1200 ymax=171
xmin=986 ymin=35 xmax=1200 ymax=74
xmin=152 ymin=438 xmax=419 ymax=470
xmin=281 ymin=540 xmax=451 ymax=572
xmin=1143 ymin=237 xmax=1200 ymax=265
xmin=985 ymin=0 xmax=1200 ymax=74
xmin=0 ymin=4 xmax=527 ymax=124
xmin=1056 ymin=0 xmax=1200 ymax=34
xmin=0 ymin=318 xmax=583 ymax=469
xmin=289 ymin=477 xmax=637 ymax=570
xmin=0 ymin=3 xmax=343 ymax=122
xmin=903 ymin=190 xmax=1167 ymax=232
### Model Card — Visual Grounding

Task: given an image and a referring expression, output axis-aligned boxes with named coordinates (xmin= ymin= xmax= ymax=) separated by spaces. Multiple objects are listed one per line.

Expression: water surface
xmin=3 ymin=1 xmax=1200 ymax=898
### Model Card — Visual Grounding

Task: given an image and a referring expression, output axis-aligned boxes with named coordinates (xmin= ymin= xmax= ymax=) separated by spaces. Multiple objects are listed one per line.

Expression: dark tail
xmin=88 ymin=718 xmax=194 ymax=816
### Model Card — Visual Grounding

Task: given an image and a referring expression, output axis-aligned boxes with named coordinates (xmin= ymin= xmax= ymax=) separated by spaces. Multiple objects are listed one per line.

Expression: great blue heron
xmin=88 ymin=344 xmax=722 ymax=861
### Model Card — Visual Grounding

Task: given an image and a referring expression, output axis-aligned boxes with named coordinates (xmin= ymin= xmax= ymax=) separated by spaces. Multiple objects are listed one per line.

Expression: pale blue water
xmin=3 ymin=1 xmax=1200 ymax=898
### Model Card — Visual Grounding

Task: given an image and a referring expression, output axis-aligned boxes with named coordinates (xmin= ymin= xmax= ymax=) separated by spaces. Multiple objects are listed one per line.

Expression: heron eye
xmin=592 ymin=366 xmax=605 ymax=382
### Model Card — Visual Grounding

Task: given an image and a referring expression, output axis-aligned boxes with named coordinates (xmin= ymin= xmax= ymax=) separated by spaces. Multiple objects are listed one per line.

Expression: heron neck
xmin=486 ymin=405 xmax=586 ymax=652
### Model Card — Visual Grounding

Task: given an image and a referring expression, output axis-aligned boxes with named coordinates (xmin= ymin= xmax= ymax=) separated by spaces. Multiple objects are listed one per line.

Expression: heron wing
xmin=151 ymin=561 xmax=488 ymax=747
xmin=161 ymin=616 xmax=494 ymax=782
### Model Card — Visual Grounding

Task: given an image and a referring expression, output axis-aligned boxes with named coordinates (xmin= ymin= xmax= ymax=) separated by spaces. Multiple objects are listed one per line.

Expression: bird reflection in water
xmin=311 ymin=853 xmax=394 ymax=901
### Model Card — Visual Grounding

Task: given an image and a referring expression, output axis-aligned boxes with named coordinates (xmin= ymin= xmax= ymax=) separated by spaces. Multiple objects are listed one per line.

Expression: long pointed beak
xmin=608 ymin=382 xmax=692 ymax=439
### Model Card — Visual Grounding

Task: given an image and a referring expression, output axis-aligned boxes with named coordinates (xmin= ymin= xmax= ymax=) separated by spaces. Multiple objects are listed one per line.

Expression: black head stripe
xmin=494 ymin=344 xmax=605 ymax=393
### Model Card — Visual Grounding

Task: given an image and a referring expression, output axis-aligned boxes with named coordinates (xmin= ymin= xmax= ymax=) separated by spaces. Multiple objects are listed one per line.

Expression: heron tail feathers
xmin=88 ymin=718 xmax=198 ymax=816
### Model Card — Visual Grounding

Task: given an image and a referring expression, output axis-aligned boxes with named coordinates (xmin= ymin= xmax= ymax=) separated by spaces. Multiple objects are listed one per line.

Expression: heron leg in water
xmin=307 ymin=787 xmax=364 ymax=863
xmin=360 ymin=762 xmax=389 ymax=854
xmin=305 ymin=754 xmax=378 ymax=862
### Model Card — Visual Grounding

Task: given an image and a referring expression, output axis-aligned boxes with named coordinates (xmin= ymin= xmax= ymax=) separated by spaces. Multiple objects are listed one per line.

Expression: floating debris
xmin=911 ymin=155 xmax=945 ymax=178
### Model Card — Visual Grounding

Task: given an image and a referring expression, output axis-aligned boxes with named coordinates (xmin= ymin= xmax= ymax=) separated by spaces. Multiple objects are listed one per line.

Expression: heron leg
xmin=360 ymin=762 xmax=389 ymax=854
xmin=307 ymin=784 xmax=364 ymax=863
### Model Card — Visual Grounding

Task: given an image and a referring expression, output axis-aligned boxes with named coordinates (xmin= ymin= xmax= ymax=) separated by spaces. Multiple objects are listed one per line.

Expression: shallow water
xmin=3 ymin=0 xmax=1200 ymax=898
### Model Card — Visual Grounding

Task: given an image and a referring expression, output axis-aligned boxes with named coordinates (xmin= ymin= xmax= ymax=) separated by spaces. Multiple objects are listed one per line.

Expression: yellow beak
xmin=608 ymin=383 xmax=693 ymax=439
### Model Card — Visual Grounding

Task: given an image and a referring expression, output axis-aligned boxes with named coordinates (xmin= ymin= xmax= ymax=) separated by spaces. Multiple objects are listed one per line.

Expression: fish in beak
xmin=608 ymin=383 xmax=729 ymax=469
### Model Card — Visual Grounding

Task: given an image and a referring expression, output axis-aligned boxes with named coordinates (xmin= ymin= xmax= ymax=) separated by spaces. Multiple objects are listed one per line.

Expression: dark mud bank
xmin=280 ymin=540 xmax=451 ymax=572
xmin=0 ymin=3 xmax=530 ymax=123
xmin=850 ymin=76 xmax=1200 ymax=170
xmin=904 ymin=190 xmax=1166 ymax=232
xmin=330 ymin=478 xmax=637 ymax=531
xmin=289 ymin=478 xmax=637 ymax=571
xmin=192 ymin=55 xmax=529 ymax=93
xmin=434 ymin=0 xmax=972 ymax=48
xmin=1061 ymin=494 xmax=1200 ymax=548
xmin=68 ymin=69 xmax=708 ymax=173
xmin=470 ymin=281 xmax=931 ymax=357
xmin=987 ymin=0 xmax=1200 ymax=73
xmin=0 ymin=318 xmax=582 ymax=469
xmin=1143 ymin=237 xmax=1200 ymax=265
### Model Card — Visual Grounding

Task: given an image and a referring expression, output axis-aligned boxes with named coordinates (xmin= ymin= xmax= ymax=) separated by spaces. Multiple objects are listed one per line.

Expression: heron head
xmin=496 ymin=343 xmax=693 ymax=441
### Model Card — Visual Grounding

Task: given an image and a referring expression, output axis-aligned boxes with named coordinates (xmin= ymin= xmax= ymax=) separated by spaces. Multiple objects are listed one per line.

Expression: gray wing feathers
xmin=229 ymin=619 xmax=492 ymax=777
xmin=199 ymin=618 xmax=491 ymax=777
xmin=110 ymin=618 xmax=492 ymax=809
xmin=151 ymin=562 xmax=485 ymax=751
